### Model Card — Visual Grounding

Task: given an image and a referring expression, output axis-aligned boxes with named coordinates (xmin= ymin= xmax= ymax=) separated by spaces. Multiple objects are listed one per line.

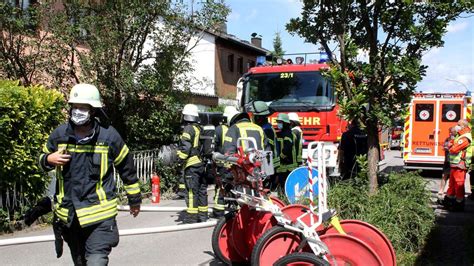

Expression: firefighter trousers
xmin=184 ymin=165 xmax=208 ymax=222
xmin=447 ymin=168 xmax=467 ymax=201
xmin=61 ymin=216 xmax=119 ymax=266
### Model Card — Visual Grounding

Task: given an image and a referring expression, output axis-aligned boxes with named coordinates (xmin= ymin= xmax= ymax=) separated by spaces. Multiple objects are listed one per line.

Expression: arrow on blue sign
xmin=284 ymin=166 xmax=319 ymax=204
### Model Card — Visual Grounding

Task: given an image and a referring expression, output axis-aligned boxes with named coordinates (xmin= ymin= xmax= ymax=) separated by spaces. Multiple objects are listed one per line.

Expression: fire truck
xmin=402 ymin=92 xmax=472 ymax=170
xmin=236 ymin=55 xmax=347 ymax=176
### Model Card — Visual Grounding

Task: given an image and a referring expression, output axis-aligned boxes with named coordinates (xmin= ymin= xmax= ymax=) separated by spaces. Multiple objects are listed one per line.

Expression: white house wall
xmin=186 ymin=32 xmax=216 ymax=96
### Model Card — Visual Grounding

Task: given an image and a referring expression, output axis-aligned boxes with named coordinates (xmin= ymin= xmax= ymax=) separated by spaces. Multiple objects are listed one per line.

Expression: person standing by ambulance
xmin=39 ymin=84 xmax=141 ymax=265
xmin=441 ymin=119 xmax=472 ymax=211
xmin=177 ymin=104 xmax=208 ymax=223
xmin=438 ymin=126 xmax=457 ymax=197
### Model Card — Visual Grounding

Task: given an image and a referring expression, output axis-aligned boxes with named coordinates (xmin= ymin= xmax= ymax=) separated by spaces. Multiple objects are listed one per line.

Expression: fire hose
xmin=0 ymin=220 xmax=217 ymax=247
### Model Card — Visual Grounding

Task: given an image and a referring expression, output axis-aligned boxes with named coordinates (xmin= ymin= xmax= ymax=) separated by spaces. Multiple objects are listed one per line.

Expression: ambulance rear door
xmin=410 ymin=99 xmax=439 ymax=159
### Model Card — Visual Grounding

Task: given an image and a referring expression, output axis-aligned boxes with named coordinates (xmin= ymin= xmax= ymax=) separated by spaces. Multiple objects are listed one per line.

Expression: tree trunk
xmin=367 ymin=121 xmax=379 ymax=194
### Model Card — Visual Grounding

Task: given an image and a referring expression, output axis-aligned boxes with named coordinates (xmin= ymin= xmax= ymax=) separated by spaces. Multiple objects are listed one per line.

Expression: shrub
xmin=328 ymin=170 xmax=435 ymax=261
xmin=0 ymin=80 xmax=65 ymax=230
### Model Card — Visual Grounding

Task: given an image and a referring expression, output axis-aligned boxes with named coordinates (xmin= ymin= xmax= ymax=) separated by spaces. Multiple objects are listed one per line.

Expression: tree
xmin=272 ymin=31 xmax=285 ymax=58
xmin=0 ymin=1 xmax=229 ymax=149
xmin=287 ymin=1 xmax=473 ymax=193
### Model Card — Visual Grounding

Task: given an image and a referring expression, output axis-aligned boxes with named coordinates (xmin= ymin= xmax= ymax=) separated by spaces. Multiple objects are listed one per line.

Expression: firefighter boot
xmin=198 ymin=208 xmax=209 ymax=223
xmin=183 ymin=213 xmax=198 ymax=224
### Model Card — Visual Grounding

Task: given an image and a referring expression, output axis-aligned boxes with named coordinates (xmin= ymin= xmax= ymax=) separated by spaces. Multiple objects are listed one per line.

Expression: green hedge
xmin=0 ymin=80 xmax=65 ymax=230
xmin=328 ymin=170 xmax=435 ymax=264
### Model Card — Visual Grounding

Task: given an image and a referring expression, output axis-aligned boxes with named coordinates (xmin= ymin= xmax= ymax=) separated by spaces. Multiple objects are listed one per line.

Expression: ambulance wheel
xmin=211 ymin=212 xmax=244 ymax=264
xmin=274 ymin=252 xmax=329 ymax=266
xmin=251 ymin=225 xmax=310 ymax=266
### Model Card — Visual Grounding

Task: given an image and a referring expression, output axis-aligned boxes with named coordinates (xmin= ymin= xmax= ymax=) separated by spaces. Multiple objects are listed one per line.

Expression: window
xmin=415 ymin=104 xmax=434 ymax=122
xmin=442 ymin=104 xmax=461 ymax=122
xmin=227 ymin=54 xmax=234 ymax=72
xmin=237 ymin=57 xmax=243 ymax=74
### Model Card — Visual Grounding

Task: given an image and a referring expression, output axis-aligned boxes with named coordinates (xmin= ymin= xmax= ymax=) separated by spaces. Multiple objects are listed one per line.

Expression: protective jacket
xmin=215 ymin=124 xmax=228 ymax=153
xmin=449 ymin=128 xmax=472 ymax=169
xmin=292 ymin=126 xmax=303 ymax=164
xmin=262 ymin=122 xmax=280 ymax=168
xmin=177 ymin=123 xmax=203 ymax=169
xmin=223 ymin=118 xmax=270 ymax=155
xmin=39 ymin=121 xmax=141 ymax=227
xmin=276 ymin=127 xmax=297 ymax=173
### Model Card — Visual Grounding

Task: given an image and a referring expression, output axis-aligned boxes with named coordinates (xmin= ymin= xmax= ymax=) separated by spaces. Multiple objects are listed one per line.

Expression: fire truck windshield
xmin=243 ymin=71 xmax=334 ymax=111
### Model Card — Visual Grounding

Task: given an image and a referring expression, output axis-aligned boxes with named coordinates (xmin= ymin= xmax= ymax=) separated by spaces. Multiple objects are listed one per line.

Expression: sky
xmin=224 ymin=0 xmax=474 ymax=93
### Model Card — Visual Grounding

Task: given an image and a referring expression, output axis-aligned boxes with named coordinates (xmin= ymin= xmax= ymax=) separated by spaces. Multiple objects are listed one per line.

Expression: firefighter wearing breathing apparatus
xmin=38 ymin=83 xmax=141 ymax=265
xmin=177 ymin=104 xmax=208 ymax=223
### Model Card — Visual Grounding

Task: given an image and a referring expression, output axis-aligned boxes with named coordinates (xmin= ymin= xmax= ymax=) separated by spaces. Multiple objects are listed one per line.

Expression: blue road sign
xmin=284 ymin=166 xmax=319 ymax=204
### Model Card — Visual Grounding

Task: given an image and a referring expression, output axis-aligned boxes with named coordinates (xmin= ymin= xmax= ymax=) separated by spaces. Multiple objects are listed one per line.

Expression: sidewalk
xmin=416 ymin=178 xmax=474 ymax=265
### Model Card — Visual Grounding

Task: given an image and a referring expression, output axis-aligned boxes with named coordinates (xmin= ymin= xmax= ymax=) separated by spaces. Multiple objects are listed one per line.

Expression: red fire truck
xmin=236 ymin=56 xmax=347 ymax=176
xmin=403 ymin=92 xmax=472 ymax=170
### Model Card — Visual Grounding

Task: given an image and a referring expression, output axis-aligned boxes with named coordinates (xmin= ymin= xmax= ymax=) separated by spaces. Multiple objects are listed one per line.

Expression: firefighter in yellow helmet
xmin=38 ymin=83 xmax=141 ymax=265
xmin=177 ymin=104 xmax=208 ymax=223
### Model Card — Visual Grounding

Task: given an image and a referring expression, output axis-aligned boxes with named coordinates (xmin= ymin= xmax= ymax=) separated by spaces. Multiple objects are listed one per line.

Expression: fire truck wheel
xmin=273 ymin=252 xmax=329 ymax=266
xmin=211 ymin=212 xmax=244 ymax=264
xmin=251 ymin=225 xmax=311 ymax=266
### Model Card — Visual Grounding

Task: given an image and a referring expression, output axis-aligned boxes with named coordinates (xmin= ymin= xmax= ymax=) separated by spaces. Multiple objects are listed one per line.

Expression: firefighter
xmin=275 ymin=113 xmax=297 ymax=192
xmin=38 ymin=83 xmax=141 ymax=265
xmin=210 ymin=106 xmax=234 ymax=218
xmin=223 ymin=108 xmax=270 ymax=158
xmin=440 ymin=119 xmax=472 ymax=211
xmin=338 ymin=119 xmax=368 ymax=180
xmin=177 ymin=104 xmax=208 ymax=223
xmin=288 ymin=112 xmax=303 ymax=165
xmin=250 ymin=101 xmax=280 ymax=168
xmin=250 ymin=101 xmax=280 ymax=187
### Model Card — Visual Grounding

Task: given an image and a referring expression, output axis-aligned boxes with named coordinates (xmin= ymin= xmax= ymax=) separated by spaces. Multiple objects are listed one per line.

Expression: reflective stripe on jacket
xmin=262 ymin=123 xmax=280 ymax=168
xmin=292 ymin=126 xmax=303 ymax=164
xmin=215 ymin=124 xmax=228 ymax=153
xmin=277 ymin=128 xmax=297 ymax=173
xmin=39 ymin=121 xmax=141 ymax=227
xmin=177 ymin=124 xmax=203 ymax=169
xmin=223 ymin=119 xmax=270 ymax=155
xmin=450 ymin=131 xmax=472 ymax=169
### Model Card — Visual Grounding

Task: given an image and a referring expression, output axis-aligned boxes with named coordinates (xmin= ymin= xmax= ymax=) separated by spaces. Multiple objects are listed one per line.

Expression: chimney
xmin=251 ymin=33 xmax=262 ymax=48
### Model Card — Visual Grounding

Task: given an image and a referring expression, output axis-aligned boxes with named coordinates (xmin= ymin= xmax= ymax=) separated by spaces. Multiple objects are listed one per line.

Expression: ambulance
xmin=402 ymin=92 xmax=472 ymax=170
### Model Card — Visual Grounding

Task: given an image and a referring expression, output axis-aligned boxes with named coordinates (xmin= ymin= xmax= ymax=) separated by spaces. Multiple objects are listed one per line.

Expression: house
xmin=186 ymin=27 xmax=269 ymax=108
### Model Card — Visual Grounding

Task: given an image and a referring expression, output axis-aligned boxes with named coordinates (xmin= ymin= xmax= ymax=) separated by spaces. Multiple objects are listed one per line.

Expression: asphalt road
xmin=0 ymin=150 xmax=446 ymax=265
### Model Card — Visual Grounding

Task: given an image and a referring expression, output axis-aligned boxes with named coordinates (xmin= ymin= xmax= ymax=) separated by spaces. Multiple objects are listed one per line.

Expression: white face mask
xmin=277 ymin=122 xmax=283 ymax=130
xmin=71 ymin=108 xmax=91 ymax=126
